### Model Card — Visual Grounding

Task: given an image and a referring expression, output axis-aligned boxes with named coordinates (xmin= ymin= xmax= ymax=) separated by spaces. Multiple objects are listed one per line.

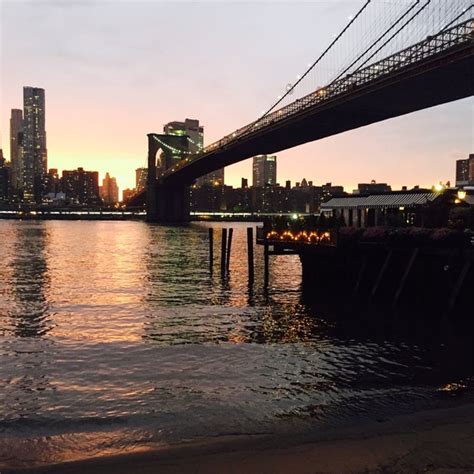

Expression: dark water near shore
xmin=0 ymin=221 xmax=472 ymax=469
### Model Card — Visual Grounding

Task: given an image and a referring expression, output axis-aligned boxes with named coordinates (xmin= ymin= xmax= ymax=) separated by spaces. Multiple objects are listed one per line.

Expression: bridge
xmin=143 ymin=1 xmax=474 ymax=222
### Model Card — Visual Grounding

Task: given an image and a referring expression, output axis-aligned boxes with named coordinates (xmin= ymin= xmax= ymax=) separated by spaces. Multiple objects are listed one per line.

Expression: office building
xmin=158 ymin=119 xmax=200 ymax=175
xmin=252 ymin=155 xmax=277 ymax=187
xmin=357 ymin=181 xmax=392 ymax=195
xmin=456 ymin=154 xmax=474 ymax=186
xmin=23 ymin=87 xmax=47 ymax=202
xmin=135 ymin=167 xmax=148 ymax=192
xmin=456 ymin=158 xmax=469 ymax=186
xmin=100 ymin=172 xmax=119 ymax=205
xmin=122 ymin=188 xmax=135 ymax=202
xmin=62 ymin=167 xmax=100 ymax=204
xmin=45 ymin=168 xmax=60 ymax=195
xmin=0 ymin=149 xmax=10 ymax=202
xmin=163 ymin=118 xmax=224 ymax=186
xmin=10 ymin=109 xmax=23 ymax=195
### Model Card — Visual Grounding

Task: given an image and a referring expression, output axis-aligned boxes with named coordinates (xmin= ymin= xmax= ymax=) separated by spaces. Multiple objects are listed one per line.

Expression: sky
xmin=0 ymin=0 xmax=472 ymax=198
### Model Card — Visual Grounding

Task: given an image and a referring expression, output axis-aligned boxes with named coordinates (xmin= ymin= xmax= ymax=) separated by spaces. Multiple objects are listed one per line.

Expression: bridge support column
xmin=146 ymin=134 xmax=159 ymax=222
xmin=153 ymin=181 xmax=190 ymax=223
xmin=146 ymin=134 xmax=190 ymax=224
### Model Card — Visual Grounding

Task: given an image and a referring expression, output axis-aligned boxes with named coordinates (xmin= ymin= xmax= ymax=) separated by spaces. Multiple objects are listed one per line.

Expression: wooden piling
xmin=392 ymin=247 xmax=418 ymax=308
xmin=226 ymin=228 xmax=233 ymax=272
xmin=221 ymin=228 xmax=227 ymax=277
xmin=208 ymin=228 xmax=214 ymax=273
xmin=247 ymin=227 xmax=254 ymax=284
xmin=264 ymin=241 xmax=269 ymax=287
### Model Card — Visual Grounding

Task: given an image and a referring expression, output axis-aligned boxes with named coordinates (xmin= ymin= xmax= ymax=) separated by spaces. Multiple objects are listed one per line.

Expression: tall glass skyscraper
xmin=162 ymin=118 xmax=224 ymax=186
xmin=9 ymin=108 xmax=24 ymax=195
xmin=252 ymin=155 xmax=277 ymax=187
xmin=23 ymin=87 xmax=47 ymax=202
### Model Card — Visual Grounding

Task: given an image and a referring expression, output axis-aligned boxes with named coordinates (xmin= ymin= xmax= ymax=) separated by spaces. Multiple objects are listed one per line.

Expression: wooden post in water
xmin=226 ymin=228 xmax=233 ymax=273
xmin=208 ymin=228 xmax=214 ymax=273
xmin=247 ymin=227 xmax=254 ymax=284
xmin=264 ymin=241 xmax=269 ymax=287
xmin=221 ymin=228 xmax=227 ymax=277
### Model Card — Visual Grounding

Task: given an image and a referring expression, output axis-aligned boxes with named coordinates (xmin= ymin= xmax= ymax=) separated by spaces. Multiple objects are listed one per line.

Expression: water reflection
xmin=9 ymin=222 xmax=52 ymax=338
xmin=142 ymin=223 xmax=311 ymax=345
xmin=0 ymin=220 xmax=472 ymax=470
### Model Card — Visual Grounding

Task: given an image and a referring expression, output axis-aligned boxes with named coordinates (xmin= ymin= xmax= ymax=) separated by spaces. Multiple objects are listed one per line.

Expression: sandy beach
xmin=6 ymin=402 xmax=474 ymax=474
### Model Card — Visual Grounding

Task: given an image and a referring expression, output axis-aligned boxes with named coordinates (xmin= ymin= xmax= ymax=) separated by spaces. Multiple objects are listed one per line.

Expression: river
xmin=0 ymin=220 xmax=472 ymax=469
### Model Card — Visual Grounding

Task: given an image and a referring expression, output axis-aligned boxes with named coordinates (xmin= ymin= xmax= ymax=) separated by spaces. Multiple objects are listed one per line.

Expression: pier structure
xmin=256 ymin=225 xmax=474 ymax=317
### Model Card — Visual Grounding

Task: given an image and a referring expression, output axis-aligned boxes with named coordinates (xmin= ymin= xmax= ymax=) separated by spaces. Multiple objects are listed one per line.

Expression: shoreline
xmin=6 ymin=402 xmax=474 ymax=474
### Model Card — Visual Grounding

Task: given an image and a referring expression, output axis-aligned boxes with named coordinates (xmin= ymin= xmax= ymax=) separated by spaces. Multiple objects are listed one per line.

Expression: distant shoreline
xmin=0 ymin=212 xmax=268 ymax=222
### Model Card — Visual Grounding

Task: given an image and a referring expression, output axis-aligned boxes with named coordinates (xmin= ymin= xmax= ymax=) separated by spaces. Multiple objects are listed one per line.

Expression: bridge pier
xmin=152 ymin=181 xmax=190 ymax=223
xmin=146 ymin=134 xmax=190 ymax=223
xmin=147 ymin=179 xmax=190 ymax=223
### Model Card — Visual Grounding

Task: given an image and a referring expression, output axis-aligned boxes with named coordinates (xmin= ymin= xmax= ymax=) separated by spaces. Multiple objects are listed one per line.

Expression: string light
xmin=266 ymin=230 xmax=333 ymax=245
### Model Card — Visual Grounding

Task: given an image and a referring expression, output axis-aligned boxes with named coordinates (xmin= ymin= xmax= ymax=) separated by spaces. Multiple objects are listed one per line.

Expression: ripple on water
xmin=0 ymin=221 xmax=472 ymax=468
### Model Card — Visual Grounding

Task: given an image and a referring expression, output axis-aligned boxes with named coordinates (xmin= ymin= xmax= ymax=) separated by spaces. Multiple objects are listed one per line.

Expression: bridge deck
xmin=161 ymin=20 xmax=473 ymax=185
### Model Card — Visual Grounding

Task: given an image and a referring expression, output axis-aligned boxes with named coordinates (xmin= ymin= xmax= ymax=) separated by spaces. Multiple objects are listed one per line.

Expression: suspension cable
xmin=249 ymin=0 xmax=372 ymax=128
xmin=352 ymin=0 xmax=432 ymax=73
xmin=331 ymin=0 xmax=422 ymax=84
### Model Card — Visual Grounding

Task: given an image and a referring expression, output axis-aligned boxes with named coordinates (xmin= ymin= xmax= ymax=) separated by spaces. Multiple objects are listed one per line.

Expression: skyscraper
xmin=23 ymin=87 xmax=47 ymax=202
xmin=10 ymin=109 xmax=23 ymax=195
xmin=100 ymin=172 xmax=119 ymax=205
xmin=135 ymin=167 xmax=148 ymax=192
xmin=61 ymin=168 xmax=100 ymax=204
xmin=456 ymin=154 xmax=474 ymax=186
xmin=158 ymin=119 xmax=202 ymax=176
xmin=162 ymin=118 xmax=224 ymax=186
xmin=252 ymin=155 xmax=277 ymax=187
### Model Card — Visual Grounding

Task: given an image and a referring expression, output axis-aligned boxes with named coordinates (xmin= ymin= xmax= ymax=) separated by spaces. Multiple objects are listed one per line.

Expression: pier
xmin=256 ymin=224 xmax=474 ymax=318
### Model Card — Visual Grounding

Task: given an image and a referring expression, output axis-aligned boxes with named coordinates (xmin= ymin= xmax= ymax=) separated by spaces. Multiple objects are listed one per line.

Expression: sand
xmin=5 ymin=403 xmax=474 ymax=474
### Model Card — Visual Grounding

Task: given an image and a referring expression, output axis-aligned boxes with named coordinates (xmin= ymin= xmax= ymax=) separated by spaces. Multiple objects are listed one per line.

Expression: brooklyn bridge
xmin=137 ymin=0 xmax=474 ymax=222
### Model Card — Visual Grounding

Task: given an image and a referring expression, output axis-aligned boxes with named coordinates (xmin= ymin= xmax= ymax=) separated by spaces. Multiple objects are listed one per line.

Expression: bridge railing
xmin=163 ymin=19 xmax=473 ymax=177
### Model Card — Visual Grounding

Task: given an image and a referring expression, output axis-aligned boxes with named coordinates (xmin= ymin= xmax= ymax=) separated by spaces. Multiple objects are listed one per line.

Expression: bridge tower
xmin=146 ymin=133 xmax=191 ymax=223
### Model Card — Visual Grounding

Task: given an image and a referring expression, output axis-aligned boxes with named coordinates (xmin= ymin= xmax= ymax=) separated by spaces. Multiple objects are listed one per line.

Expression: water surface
xmin=0 ymin=220 xmax=471 ymax=468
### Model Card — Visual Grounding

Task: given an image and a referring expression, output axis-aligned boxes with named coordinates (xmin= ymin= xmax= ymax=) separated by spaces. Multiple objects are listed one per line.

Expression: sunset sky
xmin=1 ymin=0 xmax=472 ymax=198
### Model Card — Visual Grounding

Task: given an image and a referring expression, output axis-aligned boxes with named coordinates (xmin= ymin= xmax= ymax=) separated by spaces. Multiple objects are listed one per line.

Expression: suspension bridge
xmin=140 ymin=0 xmax=474 ymax=222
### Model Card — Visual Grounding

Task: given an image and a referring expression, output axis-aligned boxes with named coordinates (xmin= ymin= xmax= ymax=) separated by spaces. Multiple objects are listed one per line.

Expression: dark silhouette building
xmin=0 ymin=150 xmax=10 ymax=202
xmin=456 ymin=154 xmax=474 ymax=186
xmin=189 ymin=179 xmax=345 ymax=214
xmin=252 ymin=155 xmax=277 ymax=187
xmin=10 ymin=108 xmax=23 ymax=196
xmin=357 ymin=180 xmax=392 ymax=195
xmin=61 ymin=167 xmax=100 ymax=205
xmin=100 ymin=172 xmax=119 ymax=205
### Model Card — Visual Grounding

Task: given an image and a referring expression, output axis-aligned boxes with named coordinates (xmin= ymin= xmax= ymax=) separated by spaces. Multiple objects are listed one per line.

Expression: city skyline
xmin=1 ymin=1 xmax=471 ymax=195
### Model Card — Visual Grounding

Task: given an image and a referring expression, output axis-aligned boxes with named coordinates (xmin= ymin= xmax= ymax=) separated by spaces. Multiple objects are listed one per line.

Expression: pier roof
xmin=321 ymin=192 xmax=440 ymax=210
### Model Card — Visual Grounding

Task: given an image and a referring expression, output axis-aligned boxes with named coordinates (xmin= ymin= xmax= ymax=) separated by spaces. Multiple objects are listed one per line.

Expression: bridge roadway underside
xmin=149 ymin=43 xmax=473 ymax=222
